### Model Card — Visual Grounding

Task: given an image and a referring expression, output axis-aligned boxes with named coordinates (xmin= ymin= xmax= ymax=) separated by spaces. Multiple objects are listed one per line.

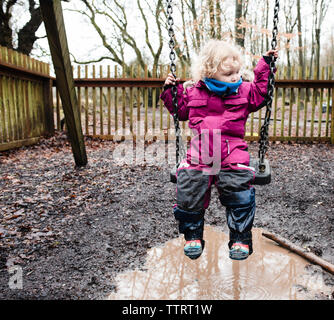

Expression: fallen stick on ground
xmin=262 ymin=230 xmax=334 ymax=275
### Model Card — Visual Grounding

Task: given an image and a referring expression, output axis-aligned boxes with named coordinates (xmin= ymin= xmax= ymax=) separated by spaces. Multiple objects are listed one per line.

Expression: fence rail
xmin=0 ymin=46 xmax=54 ymax=151
xmin=53 ymin=64 xmax=334 ymax=145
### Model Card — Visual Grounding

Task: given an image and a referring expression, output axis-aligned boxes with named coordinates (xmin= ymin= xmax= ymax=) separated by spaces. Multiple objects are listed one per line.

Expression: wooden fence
xmin=54 ymin=64 xmax=334 ymax=144
xmin=0 ymin=48 xmax=333 ymax=153
xmin=0 ymin=46 xmax=54 ymax=152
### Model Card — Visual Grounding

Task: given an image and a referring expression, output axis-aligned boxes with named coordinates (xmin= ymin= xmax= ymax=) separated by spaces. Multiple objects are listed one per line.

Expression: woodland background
xmin=0 ymin=0 xmax=333 ymax=78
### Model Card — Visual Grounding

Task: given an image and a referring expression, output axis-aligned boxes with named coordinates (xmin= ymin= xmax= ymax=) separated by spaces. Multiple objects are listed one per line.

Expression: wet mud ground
xmin=0 ymin=132 xmax=333 ymax=300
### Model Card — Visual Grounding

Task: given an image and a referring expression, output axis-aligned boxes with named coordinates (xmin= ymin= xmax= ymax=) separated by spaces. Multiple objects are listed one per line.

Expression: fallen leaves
xmin=0 ymin=136 xmax=121 ymax=254
xmin=0 ymin=132 xmax=333 ymax=299
xmin=25 ymin=230 xmax=53 ymax=241
xmin=4 ymin=209 xmax=25 ymax=221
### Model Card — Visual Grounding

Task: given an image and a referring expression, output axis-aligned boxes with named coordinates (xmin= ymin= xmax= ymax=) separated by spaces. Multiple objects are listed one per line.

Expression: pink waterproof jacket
xmin=160 ymin=57 xmax=273 ymax=169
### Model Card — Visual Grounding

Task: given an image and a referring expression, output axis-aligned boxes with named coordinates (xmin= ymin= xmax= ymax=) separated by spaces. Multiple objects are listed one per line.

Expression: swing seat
xmin=249 ymin=158 xmax=271 ymax=185
xmin=171 ymin=159 xmax=271 ymax=185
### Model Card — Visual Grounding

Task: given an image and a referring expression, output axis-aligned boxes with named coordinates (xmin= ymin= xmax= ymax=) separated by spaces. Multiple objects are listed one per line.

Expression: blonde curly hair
xmin=191 ymin=40 xmax=243 ymax=82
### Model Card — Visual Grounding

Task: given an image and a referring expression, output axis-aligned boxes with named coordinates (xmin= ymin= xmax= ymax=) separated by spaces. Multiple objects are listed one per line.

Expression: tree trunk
xmin=215 ymin=0 xmax=222 ymax=40
xmin=265 ymin=0 xmax=269 ymax=51
xmin=208 ymin=0 xmax=215 ymax=38
xmin=180 ymin=0 xmax=190 ymax=66
xmin=187 ymin=0 xmax=201 ymax=50
xmin=17 ymin=7 xmax=43 ymax=55
xmin=309 ymin=43 xmax=313 ymax=78
xmin=296 ymin=0 xmax=304 ymax=77
xmin=235 ymin=0 xmax=244 ymax=47
xmin=0 ymin=2 xmax=14 ymax=49
xmin=0 ymin=20 xmax=13 ymax=49
xmin=286 ymin=39 xmax=291 ymax=73
xmin=315 ymin=28 xmax=320 ymax=79
xmin=0 ymin=0 xmax=62 ymax=55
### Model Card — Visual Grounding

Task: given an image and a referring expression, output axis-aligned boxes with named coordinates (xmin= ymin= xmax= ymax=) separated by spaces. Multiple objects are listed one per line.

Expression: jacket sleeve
xmin=159 ymin=84 xmax=189 ymax=121
xmin=248 ymin=56 xmax=276 ymax=112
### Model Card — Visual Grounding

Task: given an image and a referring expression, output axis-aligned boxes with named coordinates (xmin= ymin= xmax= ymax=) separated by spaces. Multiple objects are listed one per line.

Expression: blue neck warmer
xmin=204 ymin=77 xmax=242 ymax=96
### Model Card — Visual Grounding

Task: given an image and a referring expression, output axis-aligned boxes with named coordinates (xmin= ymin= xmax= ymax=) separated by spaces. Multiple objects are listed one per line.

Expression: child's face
xmin=212 ymin=68 xmax=241 ymax=83
xmin=212 ymin=58 xmax=241 ymax=83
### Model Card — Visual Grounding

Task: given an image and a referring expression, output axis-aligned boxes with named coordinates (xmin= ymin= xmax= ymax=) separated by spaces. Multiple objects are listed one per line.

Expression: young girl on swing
xmin=160 ymin=39 xmax=278 ymax=260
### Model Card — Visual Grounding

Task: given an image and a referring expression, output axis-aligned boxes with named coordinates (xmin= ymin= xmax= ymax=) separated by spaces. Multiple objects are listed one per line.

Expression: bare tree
xmin=0 ymin=0 xmax=43 ymax=55
xmin=179 ymin=0 xmax=192 ymax=67
xmin=0 ymin=0 xmax=15 ymax=49
xmin=17 ymin=0 xmax=44 ymax=55
xmin=72 ymin=0 xmax=164 ymax=74
xmin=296 ymin=0 xmax=304 ymax=76
xmin=0 ymin=0 xmax=69 ymax=55
xmin=264 ymin=0 xmax=269 ymax=52
xmin=283 ymin=0 xmax=297 ymax=76
xmin=215 ymin=0 xmax=222 ymax=39
xmin=235 ymin=0 xmax=244 ymax=47
xmin=184 ymin=0 xmax=201 ymax=51
xmin=207 ymin=0 xmax=215 ymax=38
xmin=137 ymin=0 xmax=164 ymax=72
xmin=321 ymin=29 xmax=334 ymax=68
xmin=47 ymin=0 xmax=332 ymax=82
xmin=312 ymin=0 xmax=330 ymax=78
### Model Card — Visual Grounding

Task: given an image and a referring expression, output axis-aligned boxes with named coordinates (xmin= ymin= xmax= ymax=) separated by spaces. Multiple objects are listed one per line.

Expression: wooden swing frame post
xmin=40 ymin=0 xmax=87 ymax=166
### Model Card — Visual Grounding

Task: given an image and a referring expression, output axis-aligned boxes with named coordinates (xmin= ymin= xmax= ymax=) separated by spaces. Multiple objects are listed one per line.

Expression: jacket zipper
xmin=226 ymin=139 xmax=230 ymax=155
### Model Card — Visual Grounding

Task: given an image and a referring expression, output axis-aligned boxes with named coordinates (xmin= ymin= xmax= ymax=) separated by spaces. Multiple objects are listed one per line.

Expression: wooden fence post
xmin=331 ymin=85 xmax=334 ymax=144
xmin=40 ymin=0 xmax=87 ymax=166
xmin=43 ymin=78 xmax=54 ymax=136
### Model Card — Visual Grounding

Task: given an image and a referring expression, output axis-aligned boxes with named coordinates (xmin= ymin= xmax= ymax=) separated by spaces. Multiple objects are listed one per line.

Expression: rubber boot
xmin=173 ymin=206 xmax=205 ymax=259
xmin=220 ymin=188 xmax=256 ymax=260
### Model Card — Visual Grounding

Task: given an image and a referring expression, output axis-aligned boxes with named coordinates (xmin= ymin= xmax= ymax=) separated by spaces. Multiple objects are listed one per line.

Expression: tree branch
xmin=262 ymin=230 xmax=334 ymax=275
xmin=80 ymin=0 xmax=124 ymax=67
xmin=71 ymin=53 xmax=116 ymax=65
xmin=87 ymin=0 xmax=146 ymax=70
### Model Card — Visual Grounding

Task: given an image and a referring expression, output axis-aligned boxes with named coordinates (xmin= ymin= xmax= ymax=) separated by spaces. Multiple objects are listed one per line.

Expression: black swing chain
xmin=258 ymin=0 xmax=280 ymax=169
xmin=166 ymin=0 xmax=279 ymax=171
xmin=166 ymin=0 xmax=186 ymax=166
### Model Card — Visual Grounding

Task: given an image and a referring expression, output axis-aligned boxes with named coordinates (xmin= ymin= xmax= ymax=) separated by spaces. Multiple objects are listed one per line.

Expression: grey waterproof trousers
xmin=173 ymin=167 xmax=255 ymax=253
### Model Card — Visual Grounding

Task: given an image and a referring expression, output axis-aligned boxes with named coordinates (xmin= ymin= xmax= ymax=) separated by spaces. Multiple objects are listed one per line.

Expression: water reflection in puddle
xmin=108 ymin=226 xmax=331 ymax=300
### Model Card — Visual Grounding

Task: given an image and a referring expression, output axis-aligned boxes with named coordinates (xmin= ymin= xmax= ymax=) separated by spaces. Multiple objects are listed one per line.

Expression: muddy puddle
xmin=108 ymin=226 xmax=331 ymax=300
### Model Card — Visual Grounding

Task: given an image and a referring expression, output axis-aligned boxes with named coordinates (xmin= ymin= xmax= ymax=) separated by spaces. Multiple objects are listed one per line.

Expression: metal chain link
xmin=166 ymin=0 xmax=186 ymax=166
xmin=258 ymin=0 xmax=280 ymax=169
xmin=167 ymin=0 xmax=279 ymax=171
